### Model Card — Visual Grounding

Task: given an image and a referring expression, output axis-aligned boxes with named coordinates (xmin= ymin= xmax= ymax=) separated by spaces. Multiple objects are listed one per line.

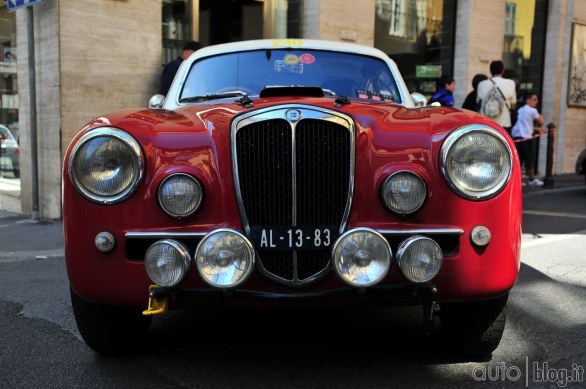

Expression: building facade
xmin=1 ymin=0 xmax=585 ymax=219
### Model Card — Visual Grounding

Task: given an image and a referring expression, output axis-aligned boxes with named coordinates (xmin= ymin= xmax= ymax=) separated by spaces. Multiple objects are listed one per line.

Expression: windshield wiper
xmin=179 ymin=91 xmax=249 ymax=103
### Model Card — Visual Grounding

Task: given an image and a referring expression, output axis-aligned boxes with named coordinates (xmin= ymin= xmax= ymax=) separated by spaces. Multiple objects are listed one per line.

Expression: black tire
xmin=70 ymin=287 xmax=152 ymax=356
xmin=439 ymin=293 xmax=508 ymax=357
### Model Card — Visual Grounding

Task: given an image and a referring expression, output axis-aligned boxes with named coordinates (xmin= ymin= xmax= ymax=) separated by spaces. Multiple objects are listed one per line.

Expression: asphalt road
xmin=0 ymin=178 xmax=585 ymax=388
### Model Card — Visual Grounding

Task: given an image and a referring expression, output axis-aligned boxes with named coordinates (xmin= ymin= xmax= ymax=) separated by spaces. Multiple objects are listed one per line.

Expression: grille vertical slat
xmin=235 ymin=110 xmax=352 ymax=286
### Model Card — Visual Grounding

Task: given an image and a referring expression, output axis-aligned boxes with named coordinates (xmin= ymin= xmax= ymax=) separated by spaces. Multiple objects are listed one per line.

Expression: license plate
xmin=250 ymin=226 xmax=338 ymax=251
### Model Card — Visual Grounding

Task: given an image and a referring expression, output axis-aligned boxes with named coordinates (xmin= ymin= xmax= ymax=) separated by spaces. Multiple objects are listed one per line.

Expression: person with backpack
xmin=476 ymin=60 xmax=517 ymax=134
xmin=429 ymin=74 xmax=455 ymax=107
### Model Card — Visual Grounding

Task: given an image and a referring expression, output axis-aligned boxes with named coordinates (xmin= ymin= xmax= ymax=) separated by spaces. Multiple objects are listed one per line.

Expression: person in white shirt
xmin=476 ymin=60 xmax=517 ymax=133
xmin=511 ymin=92 xmax=544 ymax=186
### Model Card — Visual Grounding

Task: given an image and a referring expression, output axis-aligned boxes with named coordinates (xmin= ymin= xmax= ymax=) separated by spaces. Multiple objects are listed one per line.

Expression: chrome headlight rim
xmin=194 ymin=228 xmax=255 ymax=289
xmin=144 ymin=239 xmax=192 ymax=288
xmin=331 ymin=227 xmax=393 ymax=288
xmin=68 ymin=127 xmax=144 ymax=204
xmin=396 ymin=235 xmax=443 ymax=284
xmin=157 ymin=173 xmax=204 ymax=219
xmin=379 ymin=170 xmax=427 ymax=215
xmin=440 ymin=125 xmax=513 ymax=200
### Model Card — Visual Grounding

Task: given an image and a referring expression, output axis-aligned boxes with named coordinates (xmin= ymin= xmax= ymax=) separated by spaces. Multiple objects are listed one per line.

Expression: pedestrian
xmin=511 ymin=92 xmax=544 ymax=186
xmin=462 ymin=73 xmax=487 ymax=112
xmin=476 ymin=60 xmax=517 ymax=134
xmin=160 ymin=41 xmax=202 ymax=96
xmin=429 ymin=74 xmax=455 ymax=107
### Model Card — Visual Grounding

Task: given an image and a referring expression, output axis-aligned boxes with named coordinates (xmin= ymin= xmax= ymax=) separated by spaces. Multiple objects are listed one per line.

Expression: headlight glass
xmin=396 ymin=236 xmax=443 ymax=284
xmin=332 ymin=228 xmax=392 ymax=287
xmin=380 ymin=171 xmax=426 ymax=215
xmin=69 ymin=128 xmax=143 ymax=204
xmin=195 ymin=229 xmax=255 ymax=289
xmin=145 ymin=240 xmax=191 ymax=287
xmin=441 ymin=125 xmax=512 ymax=200
xmin=158 ymin=174 xmax=204 ymax=218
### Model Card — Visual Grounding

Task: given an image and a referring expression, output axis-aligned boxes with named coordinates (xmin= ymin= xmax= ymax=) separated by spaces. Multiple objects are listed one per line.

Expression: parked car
xmin=63 ymin=39 xmax=522 ymax=357
xmin=576 ymin=149 xmax=586 ymax=184
xmin=0 ymin=124 xmax=19 ymax=178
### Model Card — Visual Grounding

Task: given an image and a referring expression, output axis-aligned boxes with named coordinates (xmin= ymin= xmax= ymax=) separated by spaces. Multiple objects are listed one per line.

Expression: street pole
xmin=27 ymin=6 xmax=40 ymax=220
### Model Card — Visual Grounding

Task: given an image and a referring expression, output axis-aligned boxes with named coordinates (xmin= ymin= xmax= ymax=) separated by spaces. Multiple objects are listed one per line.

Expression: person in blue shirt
xmin=160 ymin=41 xmax=202 ymax=96
xmin=429 ymin=74 xmax=455 ymax=107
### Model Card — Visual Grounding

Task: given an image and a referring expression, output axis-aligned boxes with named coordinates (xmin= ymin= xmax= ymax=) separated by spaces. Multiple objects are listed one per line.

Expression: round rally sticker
xmin=284 ymin=54 xmax=300 ymax=65
xmin=300 ymin=54 xmax=315 ymax=64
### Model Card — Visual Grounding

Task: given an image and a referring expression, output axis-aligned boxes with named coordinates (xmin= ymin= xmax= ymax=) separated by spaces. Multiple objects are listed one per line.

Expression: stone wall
xmin=16 ymin=0 xmax=161 ymax=219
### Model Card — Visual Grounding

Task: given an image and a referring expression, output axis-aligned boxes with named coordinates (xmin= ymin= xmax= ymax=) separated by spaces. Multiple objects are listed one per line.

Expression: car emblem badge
xmin=285 ymin=109 xmax=302 ymax=122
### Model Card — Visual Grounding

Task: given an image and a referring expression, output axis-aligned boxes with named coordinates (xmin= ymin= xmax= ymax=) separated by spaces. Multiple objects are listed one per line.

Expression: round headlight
xmin=145 ymin=240 xmax=191 ymax=287
xmin=396 ymin=236 xmax=442 ymax=284
xmin=332 ymin=228 xmax=392 ymax=287
xmin=380 ymin=171 xmax=427 ymax=215
xmin=195 ymin=229 xmax=255 ymax=289
xmin=441 ymin=125 xmax=512 ymax=200
xmin=69 ymin=128 xmax=143 ymax=204
xmin=158 ymin=174 xmax=204 ymax=218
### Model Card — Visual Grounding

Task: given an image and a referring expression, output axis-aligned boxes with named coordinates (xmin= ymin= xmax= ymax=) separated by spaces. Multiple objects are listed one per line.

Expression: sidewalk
xmin=0 ymin=209 xmax=64 ymax=262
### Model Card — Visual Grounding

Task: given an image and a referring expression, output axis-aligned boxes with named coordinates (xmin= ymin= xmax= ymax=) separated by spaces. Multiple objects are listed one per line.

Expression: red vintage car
xmin=63 ymin=39 xmax=522 ymax=356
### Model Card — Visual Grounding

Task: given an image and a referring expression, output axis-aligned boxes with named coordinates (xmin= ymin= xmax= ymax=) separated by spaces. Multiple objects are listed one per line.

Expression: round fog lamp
xmin=332 ymin=228 xmax=392 ymax=287
xmin=195 ymin=229 xmax=255 ymax=289
xmin=380 ymin=171 xmax=426 ymax=215
xmin=396 ymin=236 xmax=443 ymax=284
xmin=158 ymin=173 xmax=204 ymax=218
xmin=144 ymin=240 xmax=191 ymax=287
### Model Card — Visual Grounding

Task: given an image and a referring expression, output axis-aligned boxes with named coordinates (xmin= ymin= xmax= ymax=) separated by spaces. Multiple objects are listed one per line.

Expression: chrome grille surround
xmin=232 ymin=105 xmax=355 ymax=287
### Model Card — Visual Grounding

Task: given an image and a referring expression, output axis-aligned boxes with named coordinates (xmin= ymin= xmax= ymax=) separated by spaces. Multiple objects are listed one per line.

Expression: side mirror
xmin=149 ymin=94 xmax=165 ymax=109
xmin=410 ymin=92 xmax=427 ymax=108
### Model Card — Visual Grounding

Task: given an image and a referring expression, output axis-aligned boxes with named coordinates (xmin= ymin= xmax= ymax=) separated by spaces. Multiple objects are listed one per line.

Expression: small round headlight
xmin=441 ymin=125 xmax=512 ymax=200
xmin=332 ymin=228 xmax=392 ymax=287
xmin=380 ymin=171 xmax=427 ymax=215
xmin=145 ymin=240 xmax=191 ymax=287
xmin=195 ymin=229 xmax=255 ymax=289
xmin=69 ymin=128 xmax=143 ymax=204
xmin=396 ymin=236 xmax=442 ymax=284
xmin=158 ymin=174 xmax=204 ymax=218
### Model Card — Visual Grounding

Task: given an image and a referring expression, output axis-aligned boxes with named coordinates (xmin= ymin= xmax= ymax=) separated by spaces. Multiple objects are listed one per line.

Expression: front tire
xmin=70 ymin=287 xmax=152 ymax=356
xmin=439 ymin=294 xmax=508 ymax=357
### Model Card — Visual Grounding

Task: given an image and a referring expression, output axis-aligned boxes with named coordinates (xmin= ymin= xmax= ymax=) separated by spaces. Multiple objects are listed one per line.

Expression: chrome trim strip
xmin=378 ymin=228 xmax=464 ymax=236
xmin=125 ymin=232 xmax=207 ymax=239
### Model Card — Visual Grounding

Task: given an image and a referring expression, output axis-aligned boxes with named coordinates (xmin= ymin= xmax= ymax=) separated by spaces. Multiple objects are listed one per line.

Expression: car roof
xmin=192 ymin=39 xmax=392 ymax=61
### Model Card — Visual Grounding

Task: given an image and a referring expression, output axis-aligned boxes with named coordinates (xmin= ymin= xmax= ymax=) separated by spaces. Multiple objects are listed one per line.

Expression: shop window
xmin=502 ymin=0 xmax=548 ymax=103
xmin=162 ymin=0 xmax=193 ymax=65
xmin=0 ymin=5 xmax=19 ymax=181
xmin=374 ymin=0 xmax=456 ymax=98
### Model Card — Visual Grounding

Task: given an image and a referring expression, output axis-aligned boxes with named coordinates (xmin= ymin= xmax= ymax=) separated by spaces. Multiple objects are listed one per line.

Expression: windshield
xmin=180 ymin=49 xmax=402 ymax=103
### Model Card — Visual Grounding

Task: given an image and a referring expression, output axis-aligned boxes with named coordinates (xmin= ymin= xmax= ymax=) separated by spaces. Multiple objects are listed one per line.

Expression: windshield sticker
xmin=284 ymin=54 xmax=300 ymax=65
xmin=356 ymin=90 xmax=388 ymax=101
xmin=274 ymin=60 xmax=304 ymax=74
xmin=299 ymin=53 xmax=315 ymax=64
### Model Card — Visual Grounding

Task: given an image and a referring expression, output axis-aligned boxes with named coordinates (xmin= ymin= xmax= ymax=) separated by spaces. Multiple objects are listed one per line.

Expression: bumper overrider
xmin=142 ymin=227 xmax=445 ymax=322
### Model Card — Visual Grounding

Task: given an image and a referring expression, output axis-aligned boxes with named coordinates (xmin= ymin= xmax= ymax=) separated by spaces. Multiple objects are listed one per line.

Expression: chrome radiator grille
xmin=233 ymin=107 xmax=354 ymax=286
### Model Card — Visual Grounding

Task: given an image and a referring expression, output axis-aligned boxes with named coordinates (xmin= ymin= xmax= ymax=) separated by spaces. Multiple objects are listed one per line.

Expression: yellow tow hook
xmin=142 ymin=285 xmax=168 ymax=316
